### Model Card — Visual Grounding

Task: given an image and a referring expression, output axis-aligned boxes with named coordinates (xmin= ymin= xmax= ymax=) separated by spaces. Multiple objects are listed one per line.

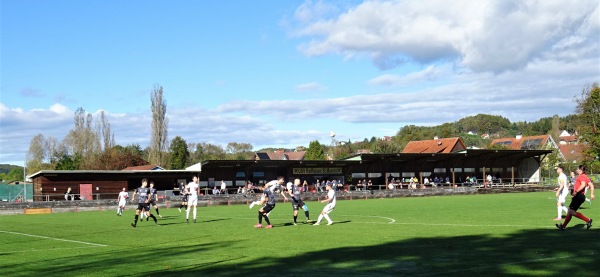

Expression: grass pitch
xmin=1 ymin=192 xmax=599 ymax=276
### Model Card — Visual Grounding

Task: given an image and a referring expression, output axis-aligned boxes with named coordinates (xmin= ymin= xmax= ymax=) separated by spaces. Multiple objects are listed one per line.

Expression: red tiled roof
xmin=255 ymin=151 xmax=306 ymax=160
xmin=559 ymin=144 xmax=587 ymax=163
xmin=402 ymin=137 xmax=466 ymax=153
xmin=122 ymin=164 xmax=163 ymax=171
xmin=559 ymin=135 xmax=578 ymax=142
xmin=490 ymin=135 xmax=550 ymax=150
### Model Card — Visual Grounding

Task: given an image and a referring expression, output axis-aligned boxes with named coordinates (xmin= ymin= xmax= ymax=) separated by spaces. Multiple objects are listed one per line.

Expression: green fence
xmin=0 ymin=183 xmax=33 ymax=202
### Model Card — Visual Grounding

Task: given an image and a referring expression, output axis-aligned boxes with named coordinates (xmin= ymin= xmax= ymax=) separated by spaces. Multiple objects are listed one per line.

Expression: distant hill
xmin=0 ymin=164 xmax=23 ymax=175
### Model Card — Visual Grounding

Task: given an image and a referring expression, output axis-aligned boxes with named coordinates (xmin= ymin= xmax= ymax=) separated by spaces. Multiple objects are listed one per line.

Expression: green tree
xmin=169 ymin=136 xmax=189 ymax=169
xmin=4 ymin=168 xmax=24 ymax=182
xmin=370 ymin=140 xmax=402 ymax=154
xmin=575 ymin=82 xmax=600 ymax=170
xmin=305 ymin=140 xmax=325 ymax=160
xmin=54 ymin=154 xmax=81 ymax=170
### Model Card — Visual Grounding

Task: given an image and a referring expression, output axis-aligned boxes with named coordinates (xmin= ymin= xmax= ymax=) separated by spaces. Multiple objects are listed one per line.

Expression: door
xmin=79 ymin=184 xmax=93 ymax=200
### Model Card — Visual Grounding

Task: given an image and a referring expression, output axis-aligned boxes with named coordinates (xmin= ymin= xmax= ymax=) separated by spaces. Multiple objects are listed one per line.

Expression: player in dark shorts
xmin=148 ymin=181 xmax=162 ymax=218
xmin=287 ymin=179 xmax=311 ymax=225
xmin=254 ymin=177 xmax=288 ymax=229
xmin=131 ymin=178 xmax=158 ymax=227
xmin=556 ymin=164 xmax=595 ymax=230
xmin=178 ymin=182 xmax=188 ymax=212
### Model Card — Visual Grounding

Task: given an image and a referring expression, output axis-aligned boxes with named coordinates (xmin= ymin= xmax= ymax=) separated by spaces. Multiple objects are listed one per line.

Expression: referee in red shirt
xmin=556 ymin=165 xmax=595 ymax=230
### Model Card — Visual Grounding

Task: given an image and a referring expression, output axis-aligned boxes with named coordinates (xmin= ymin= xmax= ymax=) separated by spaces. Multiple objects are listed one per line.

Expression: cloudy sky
xmin=1 ymin=0 xmax=599 ymax=166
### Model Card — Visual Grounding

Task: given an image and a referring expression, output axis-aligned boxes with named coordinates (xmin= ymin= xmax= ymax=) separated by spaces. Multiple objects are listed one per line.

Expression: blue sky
xmin=1 ymin=0 xmax=599 ymax=166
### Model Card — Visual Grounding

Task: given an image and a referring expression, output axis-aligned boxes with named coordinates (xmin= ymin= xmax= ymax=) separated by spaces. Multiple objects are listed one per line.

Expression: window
xmin=402 ymin=172 xmax=415 ymax=177
xmin=521 ymin=139 xmax=543 ymax=150
xmin=352 ymin=173 xmax=366 ymax=178
xmin=368 ymin=173 xmax=382 ymax=178
xmin=464 ymin=168 xmax=475 ymax=173
xmin=434 ymin=168 xmax=446 ymax=173
xmin=452 ymin=168 xmax=463 ymax=173
xmin=235 ymin=171 xmax=245 ymax=178
xmin=253 ymin=172 xmax=264 ymax=177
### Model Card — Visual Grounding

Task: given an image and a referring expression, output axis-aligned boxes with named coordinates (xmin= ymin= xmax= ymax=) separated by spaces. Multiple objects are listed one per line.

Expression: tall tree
xmin=169 ymin=136 xmax=189 ymax=169
xmin=97 ymin=110 xmax=114 ymax=151
xmin=305 ymin=140 xmax=325 ymax=160
xmin=575 ymin=82 xmax=600 ymax=169
xmin=149 ymin=84 xmax=169 ymax=166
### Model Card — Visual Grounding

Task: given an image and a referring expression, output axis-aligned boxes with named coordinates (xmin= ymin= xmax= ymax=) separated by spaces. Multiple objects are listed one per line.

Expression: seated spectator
xmin=212 ymin=187 xmax=221 ymax=195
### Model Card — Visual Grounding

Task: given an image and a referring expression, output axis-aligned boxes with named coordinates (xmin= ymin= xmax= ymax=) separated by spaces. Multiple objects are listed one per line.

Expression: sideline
xmin=0 ymin=230 xmax=108 ymax=247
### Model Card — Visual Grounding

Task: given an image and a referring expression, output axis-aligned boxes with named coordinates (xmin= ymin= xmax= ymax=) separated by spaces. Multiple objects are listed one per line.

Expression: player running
xmin=553 ymin=166 xmax=569 ymax=220
xmin=287 ymin=179 xmax=311 ymax=225
xmin=254 ymin=177 xmax=288 ymax=228
xmin=131 ymin=179 xmax=158 ymax=227
xmin=556 ymin=165 xmax=595 ymax=230
xmin=116 ymin=187 xmax=128 ymax=216
xmin=186 ymin=176 xmax=200 ymax=224
xmin=148 ymin=181 xmax=162 ymax=218
xmin=314 ymin=182 xmax=336 ymax=226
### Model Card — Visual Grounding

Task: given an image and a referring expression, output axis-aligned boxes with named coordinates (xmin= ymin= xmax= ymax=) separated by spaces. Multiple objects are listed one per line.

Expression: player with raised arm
xmin=116 ymin=187 xmax=128 ymax=216
xmin=553 ymin=166 xmax=569 ymax=220
xmin=314 ymin=182 xmax=336 ymax=226
xmin=131 ymin=179 xmax=158 ymax=227
xmin=287 ymin=179 xmax=311 ymax=225
xmin=254 ymin=177 xmax=288 ymax=228
xmin=186 ymin=176 xmax=200 ymax=224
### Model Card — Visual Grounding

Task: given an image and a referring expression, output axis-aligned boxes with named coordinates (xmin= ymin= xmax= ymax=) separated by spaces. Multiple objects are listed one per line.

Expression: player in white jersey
xmin=554 ymin=166 xmax=569 ymax=220
xmin=186 ymin=176 xmax=200 ymax=223
xmin=116 ymin=187 xmax=128 ymax=216
xmin=314 ymin=182 xmax=336 ymax=226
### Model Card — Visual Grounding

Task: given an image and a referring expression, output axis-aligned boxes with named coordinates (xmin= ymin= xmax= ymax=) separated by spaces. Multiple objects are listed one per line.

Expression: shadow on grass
xmin=164 ymin=227 xmax=600 ymax=276
xmin=3 ymin=228 xmax=599 ymax=276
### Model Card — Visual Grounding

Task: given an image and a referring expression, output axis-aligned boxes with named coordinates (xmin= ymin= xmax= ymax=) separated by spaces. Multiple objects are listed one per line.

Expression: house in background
xmin=402 ymin=137 xmax=467 ymax=153
xmin=254 ymin=150 xmax=306 ymax=161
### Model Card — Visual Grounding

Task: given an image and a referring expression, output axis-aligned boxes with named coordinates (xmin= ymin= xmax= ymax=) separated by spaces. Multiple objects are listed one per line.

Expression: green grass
xmin=1 ymin=192 xmax=599 ymax=276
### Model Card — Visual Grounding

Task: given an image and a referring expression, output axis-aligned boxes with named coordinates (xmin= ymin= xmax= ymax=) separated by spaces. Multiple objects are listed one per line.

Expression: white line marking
xmin=0 ymin=246 xmax=102 ymax=254
xmin=0 ymin=230 xmax=108 ymax=247
xmin=196 ymin=215 xmax=551 ymax=228
xmin=337 ymin=215 xmax=396 ymax=224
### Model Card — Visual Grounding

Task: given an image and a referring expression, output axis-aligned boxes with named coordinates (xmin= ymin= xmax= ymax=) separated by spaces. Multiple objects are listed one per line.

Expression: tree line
xmin=21 ymin=83 xmax=599 ymax=179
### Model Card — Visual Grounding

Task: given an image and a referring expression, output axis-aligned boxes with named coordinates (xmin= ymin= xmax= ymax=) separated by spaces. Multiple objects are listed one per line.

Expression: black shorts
xmin=569 ymin=193 xmax=586 ymax=211
xmin=261 ymin=204 xmax=275 ymax=213
xmin=148 ymin=200 xmax=157 ymax=206
xmin=182 ymin=195 xmax=188 ymax=202
xmin=137 ymin=203 xmax=150 ymax=212
xmin=292 ymin=199 xmax=305 ymax=211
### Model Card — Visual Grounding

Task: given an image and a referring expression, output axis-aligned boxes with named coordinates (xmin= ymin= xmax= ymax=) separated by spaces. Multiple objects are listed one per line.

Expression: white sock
xmin=558 ymin=206 xmax=563 ymax=218
xmin=186 ymin=207 xmax=191 ymax=219
xmin=316 ymin=214 xmax=323 ymax=224
xmin=323 ymin=214 xmax=332 ymax=224
xmin=193 ymin=207 xmax=197 ymax=219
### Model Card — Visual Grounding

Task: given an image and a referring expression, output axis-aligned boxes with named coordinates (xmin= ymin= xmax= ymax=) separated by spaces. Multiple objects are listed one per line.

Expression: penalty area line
xmin=0 ymin=246 xmax=104 ymax=254
xmin=0 ymin=230 xmax=107 ymax=247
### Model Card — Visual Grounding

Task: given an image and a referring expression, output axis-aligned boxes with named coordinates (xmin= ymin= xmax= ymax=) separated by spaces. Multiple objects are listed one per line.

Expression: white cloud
xmin=293 ymin=0 xmax=599 ymax=73
xmin=368 ymin=65 xmax=446 ymax=86
xmin=295 ymin=82 xmax=326 ymax=92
